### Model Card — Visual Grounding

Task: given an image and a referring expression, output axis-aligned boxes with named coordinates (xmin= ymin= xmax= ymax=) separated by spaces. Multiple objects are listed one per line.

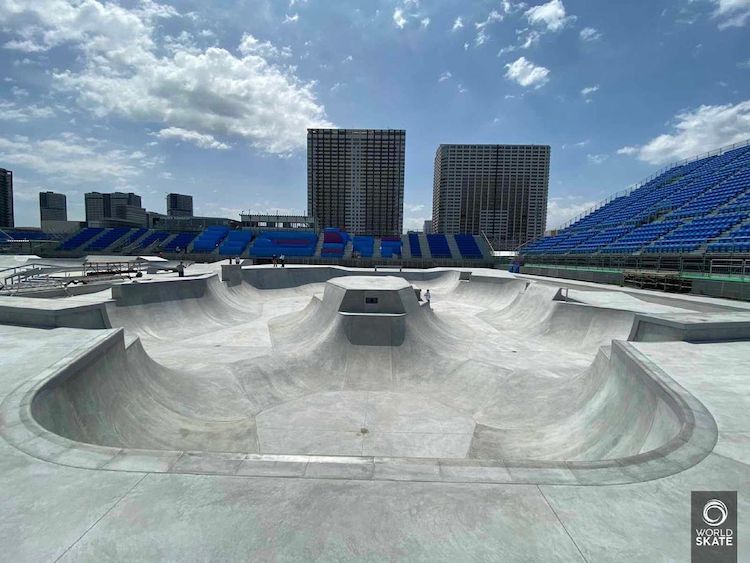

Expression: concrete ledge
xmin=630 ymin=312 xmax=750 ymax=342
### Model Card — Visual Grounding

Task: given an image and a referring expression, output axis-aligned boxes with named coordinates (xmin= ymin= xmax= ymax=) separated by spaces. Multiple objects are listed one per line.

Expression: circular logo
xmin=702 ymin=499 xmax=728 ymax=527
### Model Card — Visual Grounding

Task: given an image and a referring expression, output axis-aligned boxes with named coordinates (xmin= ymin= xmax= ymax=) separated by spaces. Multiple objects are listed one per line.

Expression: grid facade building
xmin=0 ymin=168 xmax=13 ymax=228
xmin=307 ymin=129 xmax=405 ymax=236
xmin=39 ymin=191 xmax=67 ymax=222
xmin=432 ymin=144 xmax=550 ymax=250
xmin=85 ymin=192 xmax=145 ymax=226
xmin=167 ymin=193 xmax=193 ymax=217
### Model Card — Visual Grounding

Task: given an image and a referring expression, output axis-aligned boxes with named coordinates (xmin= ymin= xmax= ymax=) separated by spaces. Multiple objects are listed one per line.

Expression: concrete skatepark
xmin=0 ymin=262 xmax=748 ymax=561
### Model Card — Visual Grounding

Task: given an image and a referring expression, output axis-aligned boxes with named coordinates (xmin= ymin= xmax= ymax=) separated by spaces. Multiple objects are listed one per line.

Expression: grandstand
xmin=522 ymin=141 xmax=750 ymax=258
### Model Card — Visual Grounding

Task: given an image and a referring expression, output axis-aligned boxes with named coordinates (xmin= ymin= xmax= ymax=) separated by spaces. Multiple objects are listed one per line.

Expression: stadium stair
xmin=401 ymin=234 xmax=412 ymax=259
xmin=417 ymin=233 xmax=432 ymax=259
xmin=314 ymin=234 xmax=325 ymax=258
xmin=113 ymin=228 xmax=148 ymax=252
xmin=372 ymin=238 xmax=382 ymax=259
xmin=445 ymin=235 xmax=462 ymax=260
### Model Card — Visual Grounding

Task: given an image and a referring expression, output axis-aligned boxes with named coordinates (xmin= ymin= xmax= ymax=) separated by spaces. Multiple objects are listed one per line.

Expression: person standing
xmin=280 ymin=254 xmax=286 ymax=268
xmin=272 ymin=255 xmax=277 ymax=268
xmin=424 ymin=289 xmax=431 ymax=304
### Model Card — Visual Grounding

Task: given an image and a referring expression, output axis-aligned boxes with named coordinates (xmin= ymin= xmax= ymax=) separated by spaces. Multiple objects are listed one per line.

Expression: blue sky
xmin=1 ymin=0 xmax=749 ymax=230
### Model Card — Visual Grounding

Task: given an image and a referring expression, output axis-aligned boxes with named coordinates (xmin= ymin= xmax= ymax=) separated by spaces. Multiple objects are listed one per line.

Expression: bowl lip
xmin=0 ymin=326 xmax=718 ymax=486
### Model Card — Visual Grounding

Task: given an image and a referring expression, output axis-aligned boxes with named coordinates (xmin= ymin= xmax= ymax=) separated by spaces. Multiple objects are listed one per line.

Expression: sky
xmin=0 ymin=0 xmax=749 ymax=231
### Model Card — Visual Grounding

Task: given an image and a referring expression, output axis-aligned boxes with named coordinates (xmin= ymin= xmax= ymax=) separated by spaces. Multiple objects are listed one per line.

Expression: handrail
xmin=552 ymin=138 xmax=750 ymax=231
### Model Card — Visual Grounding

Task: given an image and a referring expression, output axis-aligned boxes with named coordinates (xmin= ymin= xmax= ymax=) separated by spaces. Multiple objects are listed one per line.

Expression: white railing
xmin=552 ymin=138 xmax=750 ymax=231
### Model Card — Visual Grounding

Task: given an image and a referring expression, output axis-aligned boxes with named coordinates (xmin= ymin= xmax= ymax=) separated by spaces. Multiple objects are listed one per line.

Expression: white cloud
xmin=0 ymin=2 xmax=332 ymax=156
xmin=329 ymin=82 xmax=345 ymax=93
xmin=711 ymin=0 xmax=750 ymax=28
xmin=438 ymin=71 xmax=452 ymax=82
xmin=473 ymin=10 xmax=503 ymax=46
xmin=498 ymin=29 xmax=541 ymax=56
xmin=457 ymin=84 xmax=468 ymax=94
xmin=452 ymin=16 xmax=464 ymax=31
xmin=586 ymin=153 xmax=609 ymax=164
xmin=476 ymin=10 xmax=504 ymax=30
xmin=525 ymin=0 xmax=575 ymax=31
xmin=154 ymin=127 xmax=230 ymax=150
xmin=0 ymin=100 xmax=55 ymax=121
xmin=420 ymin=17 xmax=430 ymax=28
xmin=738 ymin=58 xmax=750 ymax=68
xmin=403 ymin=202 xmax=429 ymax=232
xmin=616 ymin=100 xmax=750 ymax=164
xmin=342 ymin=55 xmax=353 ymax=63
xmin=504 ymin=56 xmax=550 ymax=88
xmin=546 ymin=197 xmax=597 ymax=230
xmin=393 ymin=8 xmax=407 ymax=28
xmin=475 ymin=29 xmax=490 ymax=46
xmin=0 ymin=133 xmax=161 ymax=184
xmin=283 ymin=13 xmax=299 ymax=24
xmin=562 ymin=140 xmax=589 ymax=149
xmin=580 ymin=84 xmax=599 ymax=96
xmin=579 ymin=27 xmax=602 ymax=41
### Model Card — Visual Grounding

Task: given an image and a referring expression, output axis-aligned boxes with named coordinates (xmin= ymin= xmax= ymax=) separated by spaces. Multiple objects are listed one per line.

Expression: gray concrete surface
xmin=0 ymin=263 xmax=748 ymax=561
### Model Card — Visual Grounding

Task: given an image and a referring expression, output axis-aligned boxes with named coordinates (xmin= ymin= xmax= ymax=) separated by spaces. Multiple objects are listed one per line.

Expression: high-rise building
xmin=307 ymin=128 xmax=405 ymax=236
xmin=431 ymin=144 xmax=550 ymax=250
xmin=166 ymin=193 xmax=193 ymax=217
xmin=85 ymin=192 xmax=145 ymax=226
xmin=39 ymin=191 xmax=67 ymax=222
xmin=422 ymin=219 xmax=433 ymax=234
xmin=0 ymin=168 xmax=13 ymax=228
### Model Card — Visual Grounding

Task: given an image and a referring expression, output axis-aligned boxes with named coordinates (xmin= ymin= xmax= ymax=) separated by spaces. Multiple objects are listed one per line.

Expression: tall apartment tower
xmin=307 ymin=128 xmax=405 ymax=236
xmin=166 ymin=193 xmax=193 ymax=217
xmin=0 ymin=168 xmax=13 ymax=228
xmin=39 ymin=191 xmax=67 ymax=222
xmin=432 ymin=144 xmax=550 ymax=250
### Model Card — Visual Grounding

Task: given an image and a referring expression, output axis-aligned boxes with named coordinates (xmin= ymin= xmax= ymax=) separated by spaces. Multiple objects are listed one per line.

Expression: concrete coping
xmin=0 ymin=328 xmax=718 ymax=486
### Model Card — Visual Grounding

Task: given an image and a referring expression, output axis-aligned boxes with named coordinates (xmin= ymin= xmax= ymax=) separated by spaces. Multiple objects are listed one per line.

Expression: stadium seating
xmin=408 ymin=233 xmax=422 ymax=257
xmin=219 ymin=231 xmax=253 ymax=255
xmin=426 ymin=234 xmax=451 ymax=258
xmin=58 ymin=227 xmax=105 ymax=250
xmin=380 ymin=236 xmax=402 ymax=258
xmin=192 ymin=226 xmax=230 ymax=253
xmin=646 ymin=214 xmax=744 ymax=253
xmin=321 ymin=228 xmax=348 ymax=257
xmin=86 ymin=227 xmax=131 ymax=251
xmin=523 ymin=143 xmax=750 ymax=255
xmin=454 ymin=234 xmax=483 ymax=258
xmin=250 ymin=231 xmax=317 ymax=257
xmin=163 ymin=231 xmax=198 ymax=253
xmin=352 ymin=236 xmax=374 ymax=257
xmin=708 ymin=223 xmax=750 ymax=253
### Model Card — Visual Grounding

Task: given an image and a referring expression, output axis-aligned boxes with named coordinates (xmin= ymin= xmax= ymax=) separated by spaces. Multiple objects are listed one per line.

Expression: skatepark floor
xmin=0 ymin=264 xmax=748 ymax=561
